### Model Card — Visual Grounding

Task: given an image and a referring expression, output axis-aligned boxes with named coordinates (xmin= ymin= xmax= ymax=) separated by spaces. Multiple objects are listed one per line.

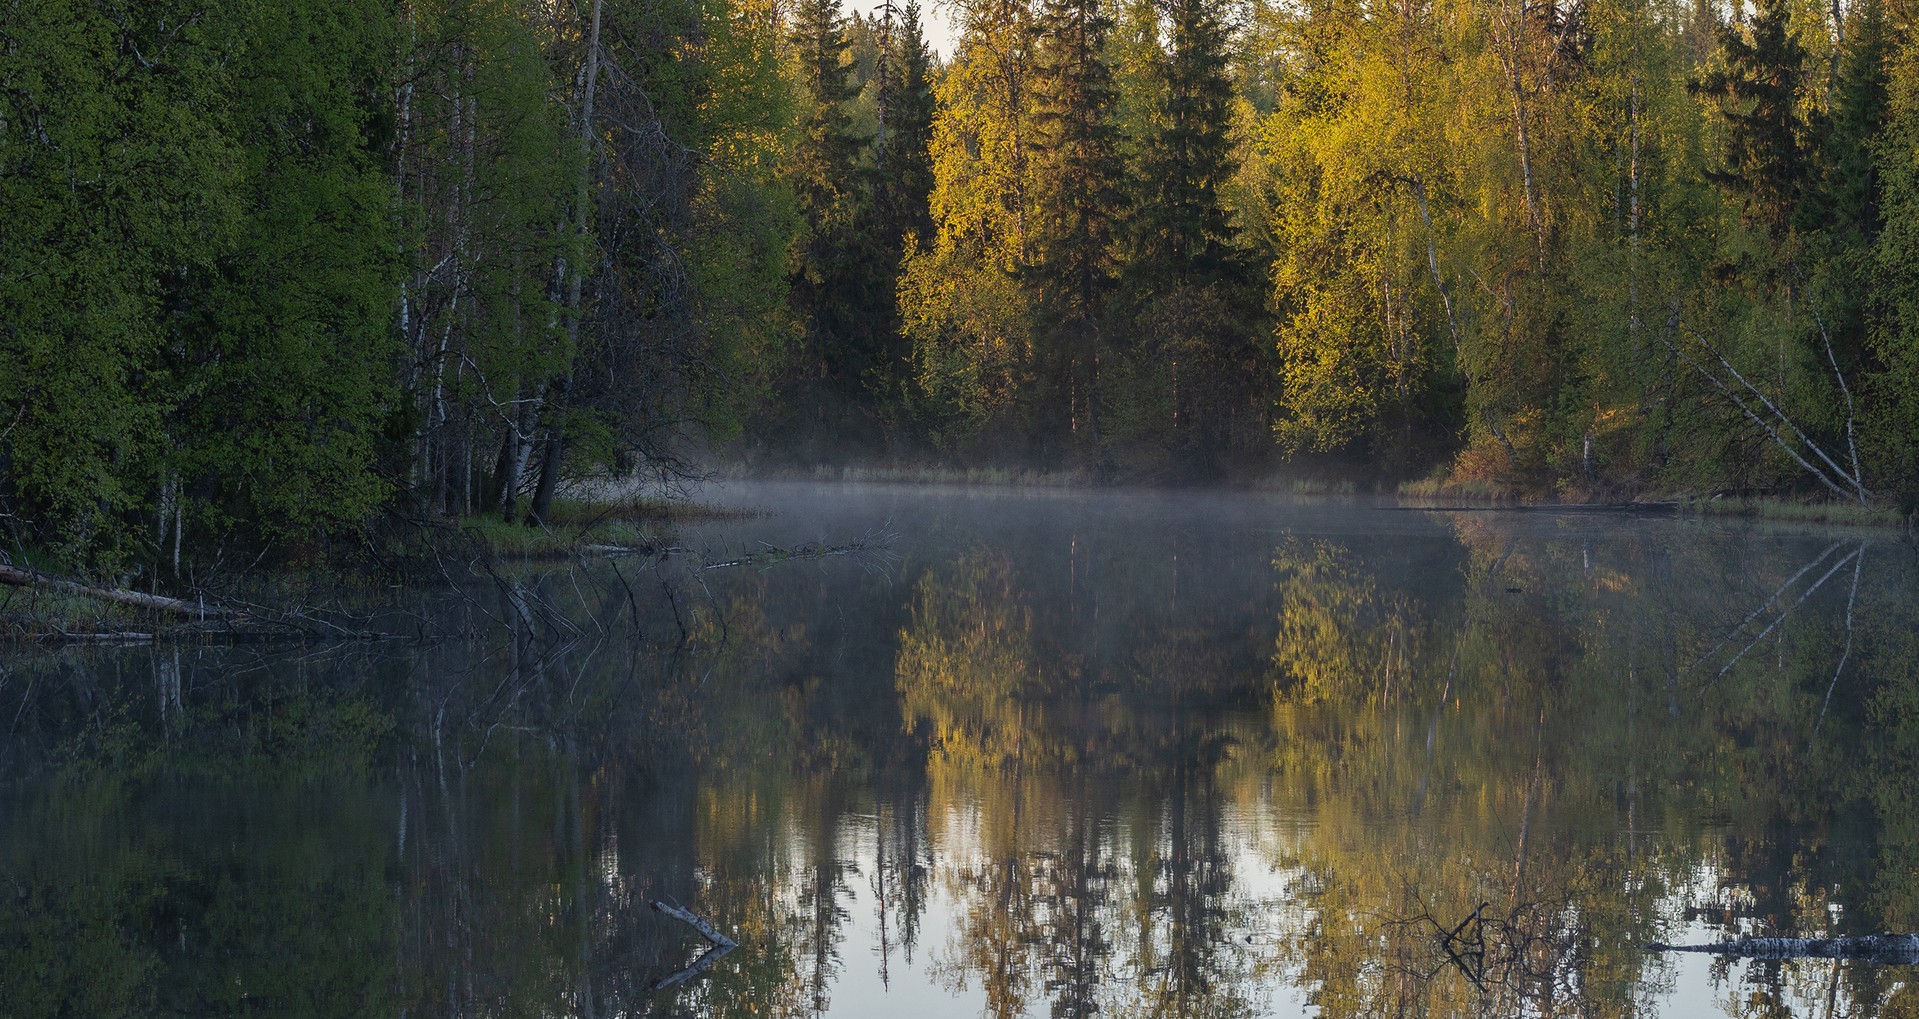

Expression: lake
xmin=3 ymin=482 xmax=1916 ymax=1017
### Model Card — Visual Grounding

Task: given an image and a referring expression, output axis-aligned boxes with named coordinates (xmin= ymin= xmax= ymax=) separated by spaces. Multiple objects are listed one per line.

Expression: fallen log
xmin=0 ymin=564 xmax=240 ymax=620
xmin=579 ymin=543 xmax=659 ymax=557
xmin=652 ymin=899 xmax=737 ymax=990
xmin=652 ymin=899 xmax=736 ymax=950
xmin=1648 ymin=934 xmax=1919 ymax=963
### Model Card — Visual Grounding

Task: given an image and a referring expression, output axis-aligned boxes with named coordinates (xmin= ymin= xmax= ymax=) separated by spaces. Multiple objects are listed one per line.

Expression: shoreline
xmin=704 ymin=464 xmax=1914 ymax=530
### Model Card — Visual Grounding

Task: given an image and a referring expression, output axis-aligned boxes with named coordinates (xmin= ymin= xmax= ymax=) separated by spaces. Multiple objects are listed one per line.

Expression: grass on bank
xmin=818 ymin=464 xmax=1095 ymax=487
xmin=1397 ymin=477 xmax=1526 ymax=503
xmin=458 ymin=495 xmax=749 ymax=558
xmin=1675 ymin=495 xmax=1908 ymax=527
xmin=1247 ymin=475 xmax=1361 ymax=496
xmin=0 ymin=584 xmax=168 ymax=641
xmin=1396 ymin=473 xmax=1910 ymax=528
xmin=730 ymin=461 xmax=1378 ymax=493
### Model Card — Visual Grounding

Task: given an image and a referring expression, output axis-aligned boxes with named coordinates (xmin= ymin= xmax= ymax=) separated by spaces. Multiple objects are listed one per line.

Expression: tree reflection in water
xmin=2 ymin=491 xmax=1918 ymax=1017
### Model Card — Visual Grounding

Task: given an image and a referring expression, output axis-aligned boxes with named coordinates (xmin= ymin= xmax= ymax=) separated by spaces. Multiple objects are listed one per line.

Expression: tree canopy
xmin=6 ymin=0 xmax=1919 ymax=574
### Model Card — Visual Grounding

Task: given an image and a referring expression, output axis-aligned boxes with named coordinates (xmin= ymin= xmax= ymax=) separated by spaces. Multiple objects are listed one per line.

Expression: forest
xmin=5 ymin=0 xmax=1919 ymax=572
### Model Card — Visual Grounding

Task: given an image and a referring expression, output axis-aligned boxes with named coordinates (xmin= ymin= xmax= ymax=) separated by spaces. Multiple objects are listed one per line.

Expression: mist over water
xmin=4 ymin=483 xmax=1917 ymax=1017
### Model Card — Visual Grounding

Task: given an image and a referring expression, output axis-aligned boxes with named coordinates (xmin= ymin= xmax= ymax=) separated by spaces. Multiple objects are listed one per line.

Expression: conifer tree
xmin=789 ymin=0 xmax=889 ymax=424
xmin=1031 ymin=0 xmax=1126 ymax=448
xmin=864 ymin=0 xmax=939 ymax=419
xmin=1129 ymin=0 xmax=1240 ymax=291
xmin=1123 ymin=0 xmax=1259 ymax=463
xmin=793 ymin=0 xmax=864 ymax=226
xmin=1810 ymin=0 xmax=1890 ymax=246
xmin=1868 ymin=29 xmax=1919 ymax=507
xmin=1803 ymin=0 xmax=1892 ymax=371
xmin=1693 ymin=0 xmax=1813 ymax=236
xmin=879 ymin=0 xmax=938 ymax=247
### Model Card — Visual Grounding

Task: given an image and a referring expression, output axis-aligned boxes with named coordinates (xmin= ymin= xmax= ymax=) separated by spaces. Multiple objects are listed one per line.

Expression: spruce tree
xmin=788 ymin=0 xmax=888 ymax=429
xmin=1122 ymin=0 xmax=1257 ymax=465
xmin=792 ymin=0 xmax=863 ymax=225
xmin=1031 ymin=0 xmax=1126 ymax=447
xmin=1803 ymin=0 xmax=1893 ymax=371
xmin=1129 ymin=0 xmax=1239 ymax=292
xmin=1811 ymin=0 xmax=1891 ymax=247
xmin=1692 ymin=0 xmax=1812 ymax=236
xmin=879 ymin=0 xmax=938 ymax=247
xmin=1871 ymin=32 xmax=1919 ymax=508
xmin=865 ymin=1 xmax=939 ymax=424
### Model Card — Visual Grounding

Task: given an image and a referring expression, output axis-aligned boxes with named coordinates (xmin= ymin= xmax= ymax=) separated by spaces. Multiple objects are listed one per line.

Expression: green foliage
xmin=0 ymin=0 xmax=400 ymax=569
xmin=1868 ymin=31 xmax=1919 ymax=509
xmin=1693 ymin=0 xmax=1815 ymax=236
xmin=175 ymin=1 xmax=403 ymax=541
xmin=0 ymin=0 xmax=240 ymax=565
xmin=11 ymin=0 xmax=1919 ymax=574
xmin=688 ymin=0 xmax=805 ymax=440
xmin=769 ymin=0 xmax=904 ymax=451
xmin=1028 ymin=0 xmax=1127 ymax=452
xmin=899 ymin=233 xmax=1036 ymax=439
xmin=2 ymin=0 xmax=810 ymax=573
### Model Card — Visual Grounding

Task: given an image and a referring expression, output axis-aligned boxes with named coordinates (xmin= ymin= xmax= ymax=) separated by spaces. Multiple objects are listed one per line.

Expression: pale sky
xmin=849 ymin=0 xmax=960 ymax=59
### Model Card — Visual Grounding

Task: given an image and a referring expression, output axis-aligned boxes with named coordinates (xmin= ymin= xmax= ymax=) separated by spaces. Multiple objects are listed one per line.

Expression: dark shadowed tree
xmin=1121 ymin=0 xmax=1262 ymax=467
xmin=1692 ymin=0 xmax=1813 ymax=238
xmin=1030 ymin=0 xmax=1127 ymax=455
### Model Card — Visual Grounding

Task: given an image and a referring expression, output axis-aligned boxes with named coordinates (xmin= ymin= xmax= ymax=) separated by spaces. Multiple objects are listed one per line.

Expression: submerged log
xmin=651 ymin=899 xmax=737 ymax=990
xmin=1648 ymin=934 xmax=1919 ymax=963
xmin=0 ymin=564 xmax=240 ymax=620
xmin=652 ymin=899 xmax=737 ymax=950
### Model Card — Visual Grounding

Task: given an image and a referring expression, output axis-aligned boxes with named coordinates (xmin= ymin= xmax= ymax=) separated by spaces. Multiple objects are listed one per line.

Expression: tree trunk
xmin=496 ymin=390 xmax=538 ymax=521
xmin=526 ymin=422 xmax=565 ymax=527
xmin=0 ymin=564 xmax=239 ymax=620
xmin=1501 ymin=0 xmax=1546 ymax=266
xmin=523 ymin=0 xmax=601 ymax=530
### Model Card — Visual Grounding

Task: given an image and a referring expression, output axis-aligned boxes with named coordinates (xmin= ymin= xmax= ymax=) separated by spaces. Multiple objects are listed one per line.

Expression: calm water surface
xmin=4 ymin=482 xmax=1918 ymax=1017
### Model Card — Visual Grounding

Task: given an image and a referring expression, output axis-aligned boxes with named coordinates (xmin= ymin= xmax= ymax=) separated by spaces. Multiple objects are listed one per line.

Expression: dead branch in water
xmin=570 ymin=529 xmax=896 ymax=574
xmin=652 ymin=899 xmax=737 ymax=990
xmin=0 ymin=567 xmax=409 ymax=645
xmin=697 ymin=532 xmax=895 ymax=571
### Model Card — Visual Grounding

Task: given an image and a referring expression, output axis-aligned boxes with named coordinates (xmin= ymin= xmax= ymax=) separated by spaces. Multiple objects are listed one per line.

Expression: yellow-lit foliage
xmin=898 ymin=4 xmax=1042 ymax=436
xmin=897 ymin=552 xmax=1050 ymax=771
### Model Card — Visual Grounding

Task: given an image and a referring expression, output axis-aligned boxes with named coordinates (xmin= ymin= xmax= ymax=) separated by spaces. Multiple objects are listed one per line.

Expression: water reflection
xmin=3 ymin=487 xmax=1917 ymax=1017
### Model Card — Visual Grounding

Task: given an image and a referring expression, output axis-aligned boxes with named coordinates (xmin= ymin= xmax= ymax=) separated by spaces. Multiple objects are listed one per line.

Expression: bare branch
xmin=1811 ymin=308 xmax=1868 ymax=503
xmin=1658 ymin=314 xmax=1855 ymax=501
xmin=1680 ymin=320 xmax=1868 ymax=502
